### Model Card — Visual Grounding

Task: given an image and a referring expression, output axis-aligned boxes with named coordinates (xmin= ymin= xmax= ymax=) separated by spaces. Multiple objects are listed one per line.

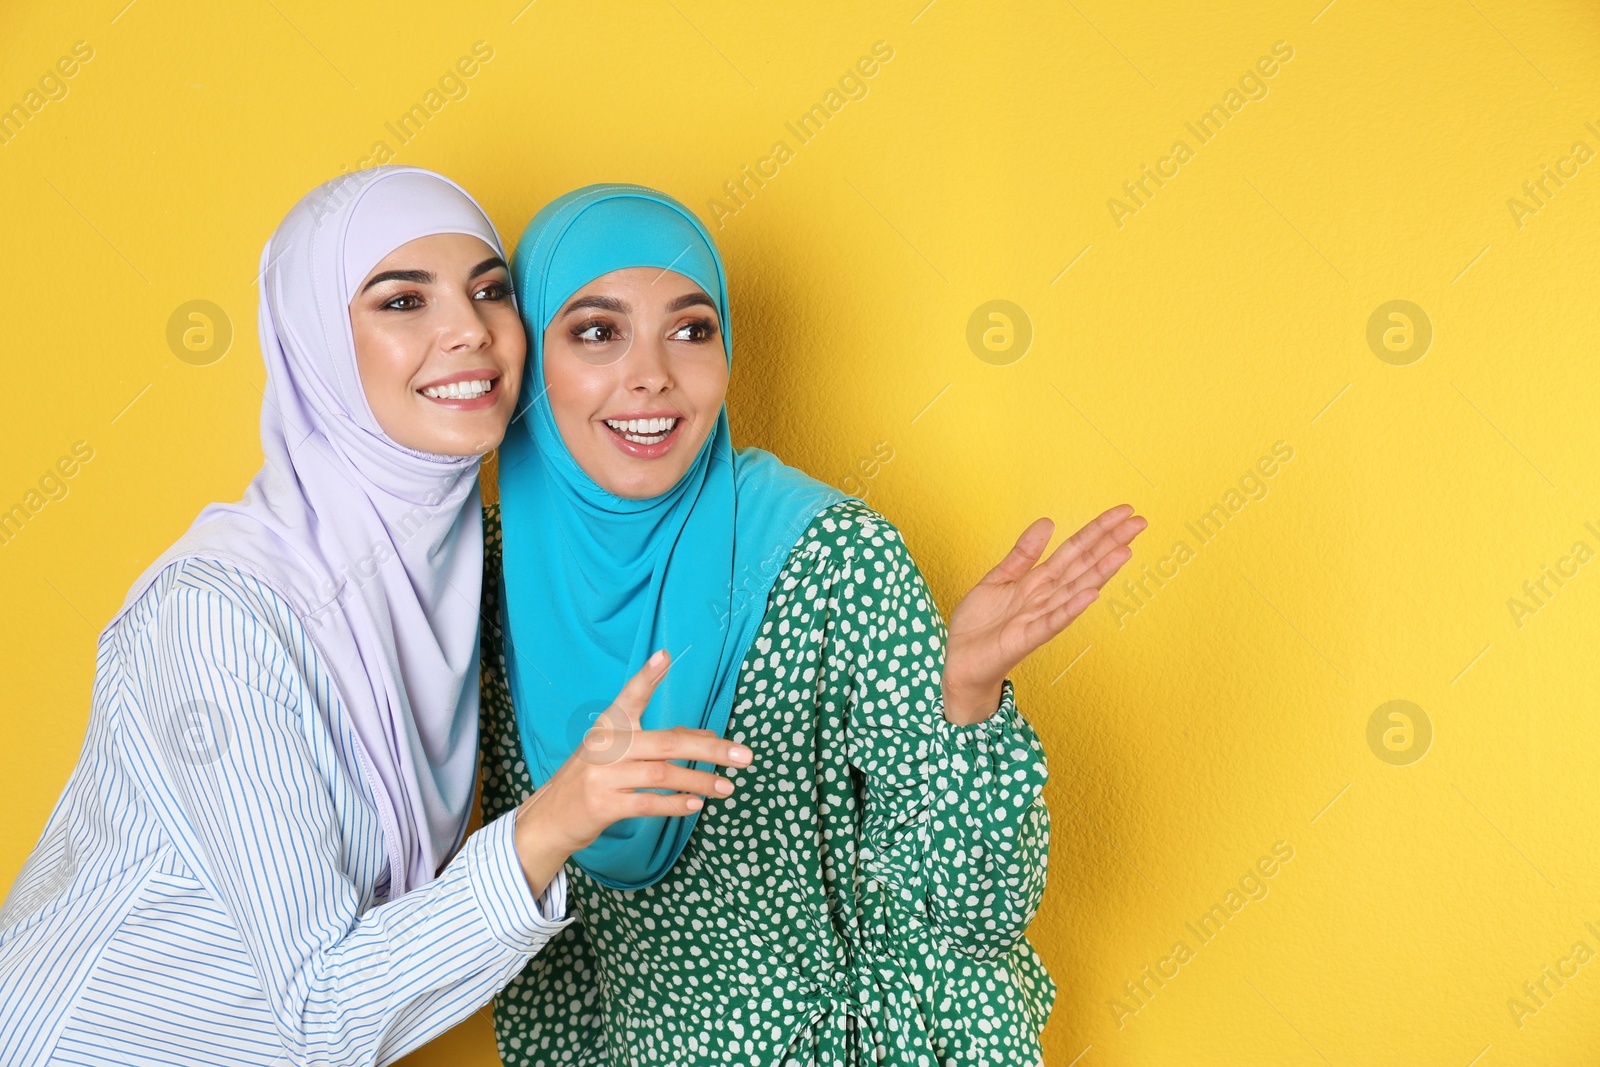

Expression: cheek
xmin=492 ymin=308 xmax=528 ymax=369
xmin=540 ymin=353 xmax=608 ymax=439
xmin=690 ymin=361 xmax=731 ymax=421
xmin=350 ymin=319 xmax=420 ymax=401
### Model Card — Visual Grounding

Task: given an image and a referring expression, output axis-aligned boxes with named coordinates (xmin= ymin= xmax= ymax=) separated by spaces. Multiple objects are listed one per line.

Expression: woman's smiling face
xmin=541 ymin=267 xmax=730 ymax=499
xmin=348 ymin=232 xmax=525 ymax=456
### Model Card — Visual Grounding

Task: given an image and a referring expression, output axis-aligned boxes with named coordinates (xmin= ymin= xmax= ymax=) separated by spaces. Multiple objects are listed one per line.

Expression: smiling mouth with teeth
xmin=420 ymin=378 xmax=495 ymax=400
xmin=604 ymin=416 xmax=680 ymax=444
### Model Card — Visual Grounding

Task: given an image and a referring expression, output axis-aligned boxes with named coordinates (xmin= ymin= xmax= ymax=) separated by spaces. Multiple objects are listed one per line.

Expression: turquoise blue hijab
xmin=497 ymin=184 xmax=847 ymax=890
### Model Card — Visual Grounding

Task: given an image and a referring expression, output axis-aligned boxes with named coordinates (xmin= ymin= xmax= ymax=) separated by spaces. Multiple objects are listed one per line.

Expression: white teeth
xmin=604 ymin=416 xmax=680 ymax=444
xmin=421 ymin=379 xmax=493 ymax=400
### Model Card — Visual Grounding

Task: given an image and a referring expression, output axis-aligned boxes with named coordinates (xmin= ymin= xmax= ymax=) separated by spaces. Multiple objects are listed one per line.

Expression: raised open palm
xmin=942 ymin=504 xmax=1146 ymax=723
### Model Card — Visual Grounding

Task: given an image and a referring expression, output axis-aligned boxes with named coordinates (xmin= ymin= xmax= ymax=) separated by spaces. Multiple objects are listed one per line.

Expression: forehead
xmin=363 ymin=232 xmax=498 ymax=273
xmin=556 ymin=267 xmax=714 ymax=310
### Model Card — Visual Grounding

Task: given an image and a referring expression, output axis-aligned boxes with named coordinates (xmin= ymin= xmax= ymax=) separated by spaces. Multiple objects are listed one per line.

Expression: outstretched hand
xmin=942 ymin=504 xmax=1147 ymax=724
xmin=512 ymin=650 xmax=753 ymax=897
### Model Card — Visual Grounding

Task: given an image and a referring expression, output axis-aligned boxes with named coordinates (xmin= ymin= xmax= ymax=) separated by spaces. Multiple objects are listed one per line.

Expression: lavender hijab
xmin=105 ymin=165 xmax=505 ymax=896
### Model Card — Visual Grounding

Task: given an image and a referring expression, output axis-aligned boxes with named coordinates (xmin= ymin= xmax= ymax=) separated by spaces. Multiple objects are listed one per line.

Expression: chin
xmin=422 ymin=423 xmax=503 ymax=457
xmin=421 ymin=440 xmax=484 ymax=458
xmin=598 ymin=464 xmax=682 ymax=500
xmin=608 ymin=475 xmax=672 ymax=499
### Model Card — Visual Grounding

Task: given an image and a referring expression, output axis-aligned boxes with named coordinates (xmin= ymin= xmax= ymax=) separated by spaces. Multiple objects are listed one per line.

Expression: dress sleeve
xmin=491 ymin=917 xmax=610 ymax=1067
xmin=114 ymin=567 xmax=573 ymax=1067
xmin=834 ymin=507 xmax=1052 ymax=962
xmin=478 ymin=503 xmax=610 ymax=1066
xmin=479 ymin=501 xmax=524 ymax=829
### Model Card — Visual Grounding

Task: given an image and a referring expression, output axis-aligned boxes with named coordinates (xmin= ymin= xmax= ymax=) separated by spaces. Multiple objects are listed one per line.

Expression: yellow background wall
xmin=3 ymin=2 xmax=1598 ymax=1063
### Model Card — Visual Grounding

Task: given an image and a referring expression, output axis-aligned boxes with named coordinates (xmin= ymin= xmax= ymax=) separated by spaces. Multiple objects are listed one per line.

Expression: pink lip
xmin=600 ymin=413 xmax=686 ymax=460
xmin=603 ymin=409 xmax=682 ymax=421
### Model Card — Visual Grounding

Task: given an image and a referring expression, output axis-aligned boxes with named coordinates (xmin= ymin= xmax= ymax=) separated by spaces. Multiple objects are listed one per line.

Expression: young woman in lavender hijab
xmin=0 ymin=166 xmax=749 ymax=1067
xmin=480 ymin=184 xmax=1148 ymax=1065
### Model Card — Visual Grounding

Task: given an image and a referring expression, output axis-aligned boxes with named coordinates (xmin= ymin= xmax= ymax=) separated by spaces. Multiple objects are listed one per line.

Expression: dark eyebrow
xmin=362 ymin=268 xmax=432 ymax=293
xmin=360 ymin=256 xmax=508 ymax=295
xmin=560 ymin=291 xmax=717 ymax=316
xmin=469 ymin=255 xmax=508 ymax=279
xmin=561 ymin=293 xmax=630 ymax=316
xmin=665 ymin=292 xmax=717 ymax=314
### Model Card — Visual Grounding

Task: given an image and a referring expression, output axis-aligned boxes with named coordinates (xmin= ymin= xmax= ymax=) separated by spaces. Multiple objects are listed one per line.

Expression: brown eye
xmin=670 ymin=319 xmax=717 ymax=344
xmin=574 ymin=320 xmax=619 ymax=345
xmin=383 ymin=292 xmax=423 ymax=311
xmin=476 ymin=280 xmax=512 ymax=302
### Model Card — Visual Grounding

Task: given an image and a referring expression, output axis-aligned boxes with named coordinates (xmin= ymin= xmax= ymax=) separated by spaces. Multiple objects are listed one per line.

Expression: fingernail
xmin=729 ymin=745 xmax=752 ymax=764
xmin=648 ymin=649 xmax=667 ymax=668
xmin=715 ymin=779 xmax=734 ymax=795
xmin=686 ymin=796 xmax=703 ymax=810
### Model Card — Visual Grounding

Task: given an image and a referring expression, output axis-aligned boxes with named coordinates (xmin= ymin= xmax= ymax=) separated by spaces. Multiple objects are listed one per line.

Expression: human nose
xmin=439 ymin=292 xmax=493 ymax=354
xmin=622 ymin=333 xmax=672 ymax=393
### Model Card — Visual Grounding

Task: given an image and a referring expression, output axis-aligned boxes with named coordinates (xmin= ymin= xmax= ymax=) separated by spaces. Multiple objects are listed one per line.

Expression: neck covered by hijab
xmin=107 ymin=165 xmax=507 ymax=897
xmin=496 ymin=184 xmax=847 ymax=890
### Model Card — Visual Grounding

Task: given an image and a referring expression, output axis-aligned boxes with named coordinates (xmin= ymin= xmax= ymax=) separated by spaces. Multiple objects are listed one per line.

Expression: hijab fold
xmin=497 ymin=184 xmax=846 ymax=890
xmin=106 ymin=165 xmax=505 ymax=897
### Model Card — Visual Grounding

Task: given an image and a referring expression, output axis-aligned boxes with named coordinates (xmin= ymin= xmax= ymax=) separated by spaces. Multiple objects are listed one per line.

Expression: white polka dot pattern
xmin=480 ymin=499 xmax=1057 ymax=1065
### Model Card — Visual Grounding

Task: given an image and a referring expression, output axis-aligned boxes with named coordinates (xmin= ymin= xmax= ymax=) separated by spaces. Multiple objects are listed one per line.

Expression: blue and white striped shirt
xmin=0 ymin=557 xmax=570 ymax=1066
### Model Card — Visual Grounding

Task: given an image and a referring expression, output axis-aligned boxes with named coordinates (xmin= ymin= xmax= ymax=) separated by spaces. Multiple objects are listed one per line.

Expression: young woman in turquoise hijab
xmin=481 ymin=184 xmax=1146 ymax=1065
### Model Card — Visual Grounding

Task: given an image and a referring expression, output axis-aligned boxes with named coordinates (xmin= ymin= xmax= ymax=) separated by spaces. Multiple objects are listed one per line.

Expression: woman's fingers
xmin=626 ymin=792 xmax=712 ymax=818
xmin=1038 ymin=588 xmax=1101 ymax=638
xmin=1035 ymin=543 xmax=1133 ymax=615
xmin=543 ymin=661 xmax=753 ymax=853
xmin=608 ymin=649 xmax=673 ymax=728
xmin=1039 ymin=505 xmax=1141 ymax=580
xmin=577 ymin=653 xmax=752 ymax=822
xmin=621 ymin=725 xmax=753 ymax=769
xmin=581 ymin=735 xmax=746 ymax=824
xmin=981 ymin=517 xmax=1055 ymax=585
xmin=1040 ymin=512 xmax=1145 ymax=589
xmin=1003 ymin=542 xmax=1133 ymax=651
xmin=611 ymin=762 xmax=735 ymax=799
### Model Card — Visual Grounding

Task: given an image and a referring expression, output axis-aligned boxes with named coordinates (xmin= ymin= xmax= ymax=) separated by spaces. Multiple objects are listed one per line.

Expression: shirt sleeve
xmin=835 ymin=508 xmax=1052 ymax=962
xmin=490 ymin=912 xmax=611 ymax=1067
xmin=114 ymin=567 xmax=573 ymax=1067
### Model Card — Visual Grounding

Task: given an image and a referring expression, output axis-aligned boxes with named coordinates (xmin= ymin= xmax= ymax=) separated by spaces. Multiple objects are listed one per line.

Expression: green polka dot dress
xmin=480 ymin=498 xmax=1056 ymax=1066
